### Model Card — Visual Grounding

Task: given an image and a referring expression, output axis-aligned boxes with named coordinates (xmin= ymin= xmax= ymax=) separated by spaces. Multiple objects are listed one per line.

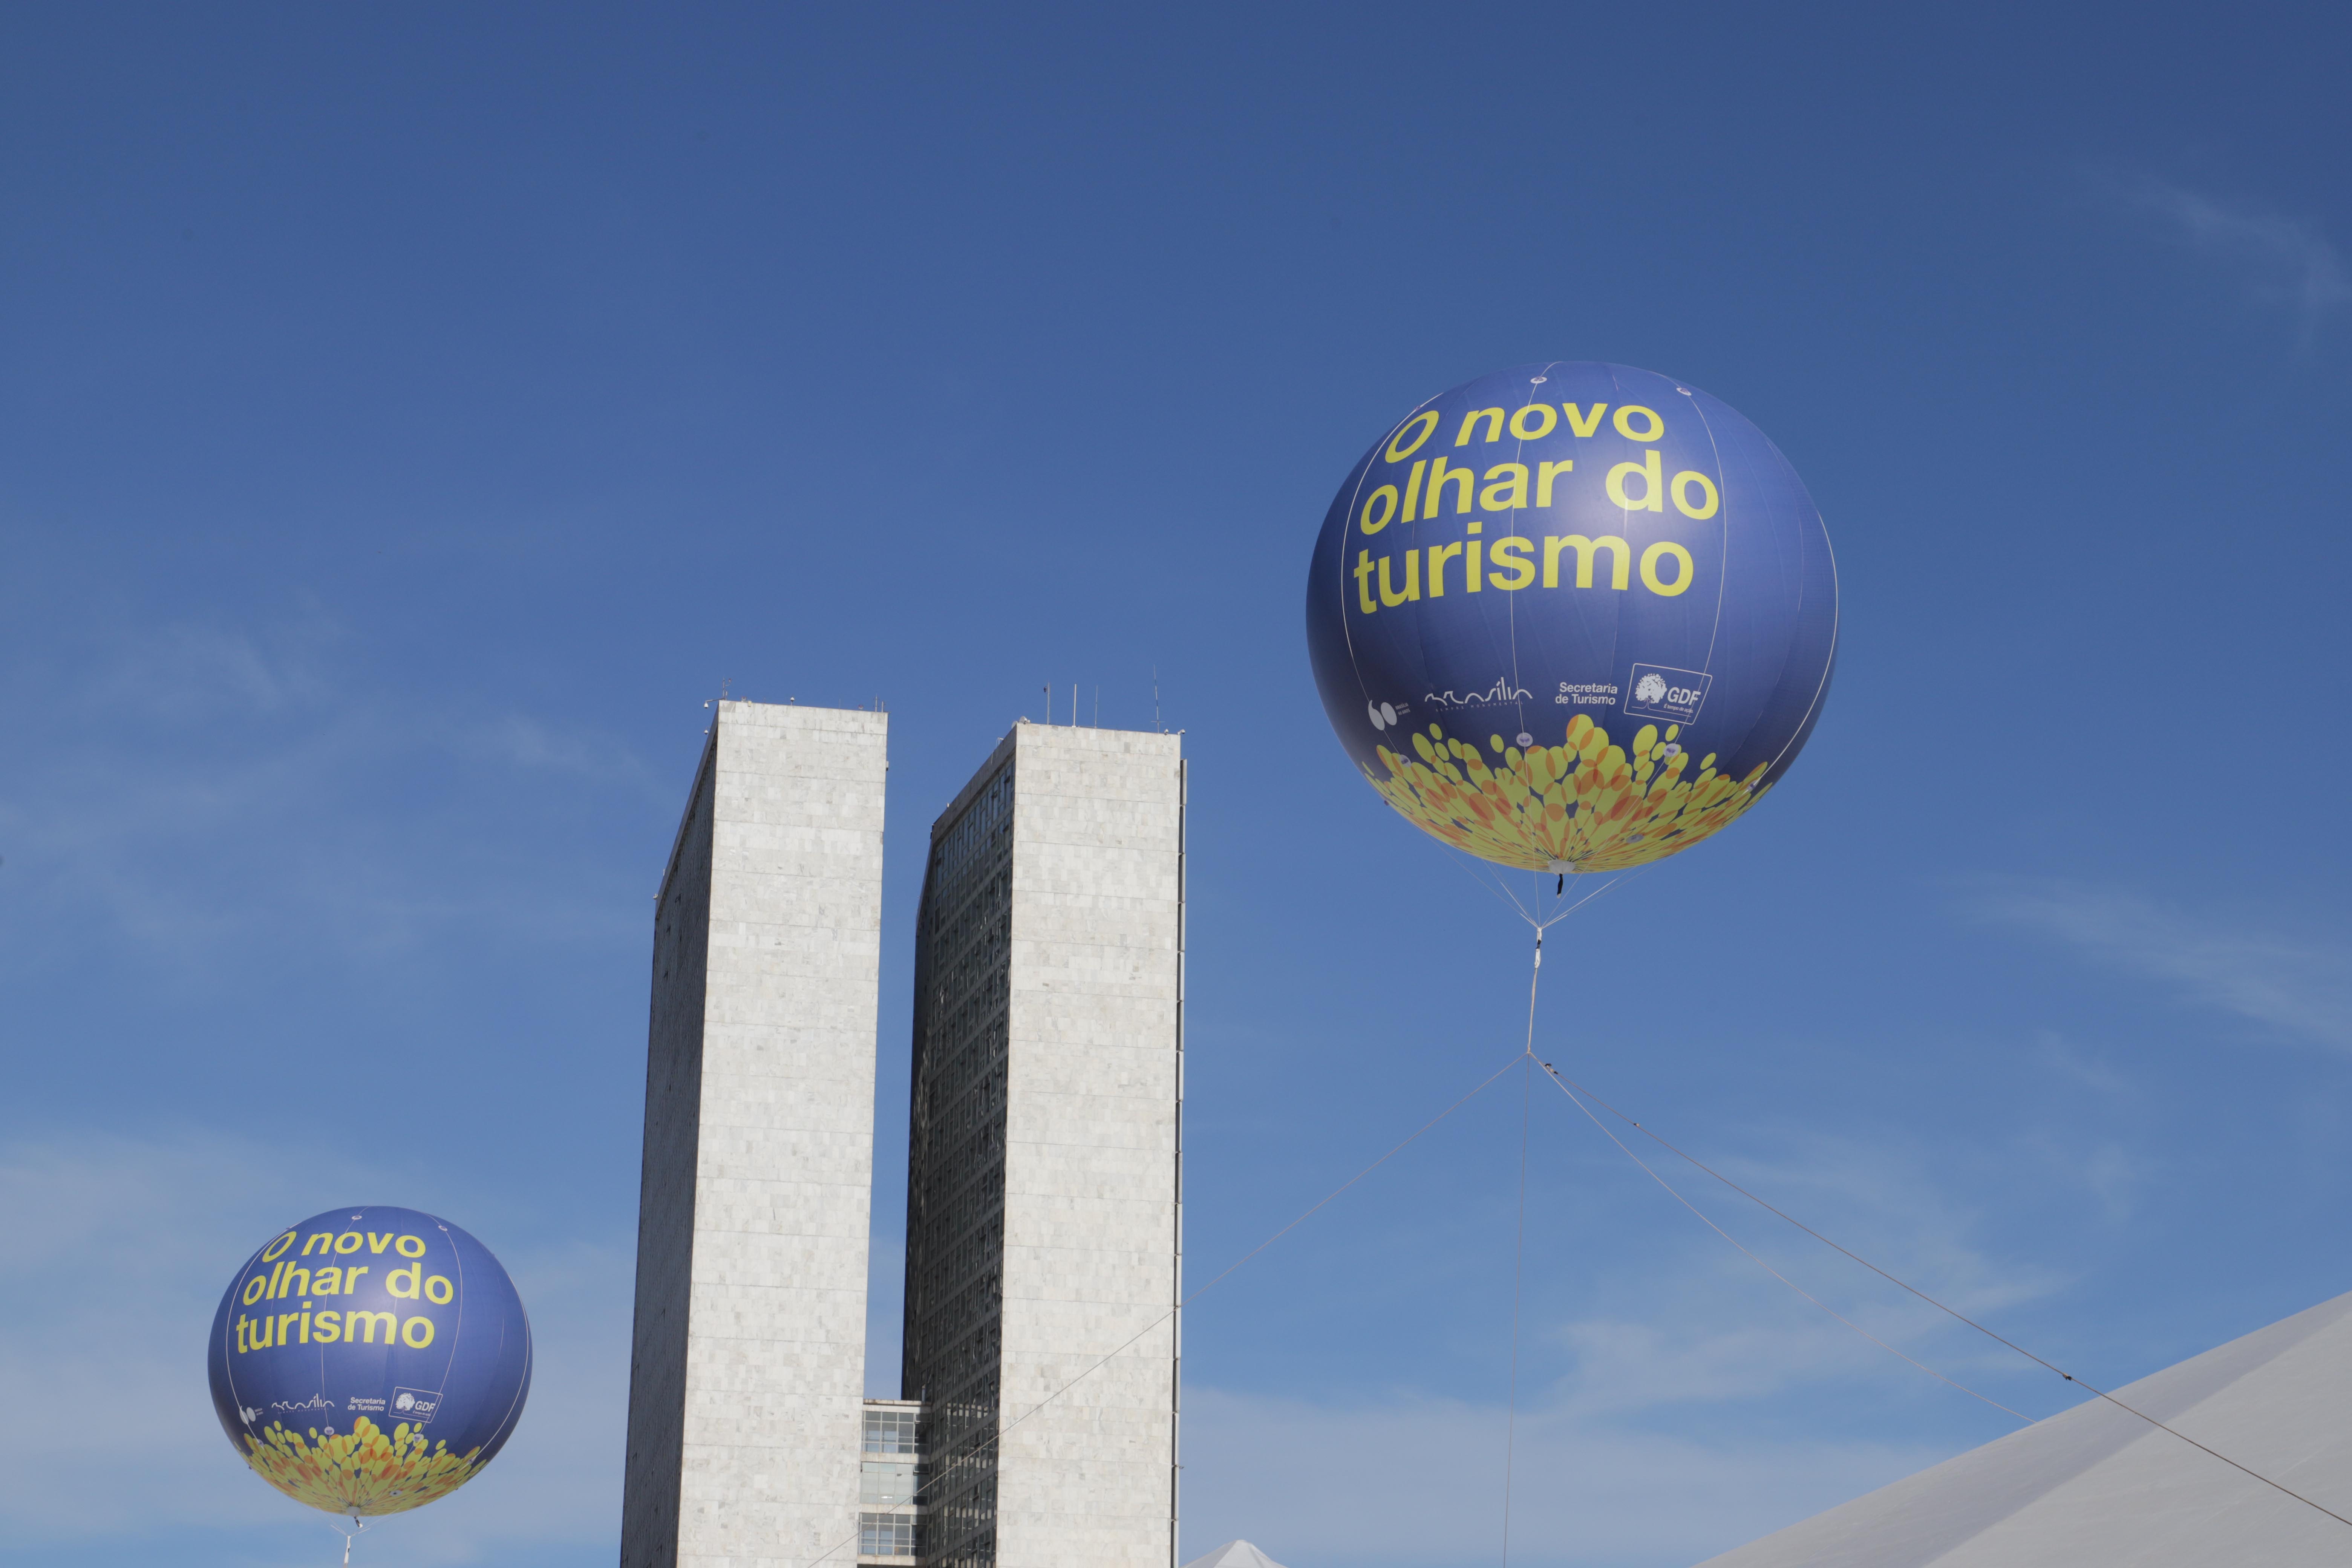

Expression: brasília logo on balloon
xmin=1306 ymin=362 xmax=1838 ymax=872
xmin=206 ymin=1205 xmax=532 ymax=1517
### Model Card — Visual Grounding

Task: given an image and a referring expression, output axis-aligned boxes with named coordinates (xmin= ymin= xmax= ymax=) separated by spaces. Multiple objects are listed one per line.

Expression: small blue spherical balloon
xmin=1307 ymin=362 xmax=1838 ymax=871
xmin=206 ymin=1206 xmax=531 ymax=1516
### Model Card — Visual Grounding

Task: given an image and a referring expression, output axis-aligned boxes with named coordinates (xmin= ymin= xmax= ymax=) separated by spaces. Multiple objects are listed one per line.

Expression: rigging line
xmin=1533 ymin=1066 xmax=2352 ymax=1538
xmin=1444 ymin=844 xmax=1538 ymax=927
xmin=1535 ymin=870 xmax=1635 ymax=934
xmin=329 ymin=1514 xmax=371 ymax=1568
xmin=1539 ymin=1068 xmax=2034 ymax=1422
xmin=1501 ymin=1055 xmax=1533 ymax=1568
xmin=811 ymin=1050 xmax=1530 ymax=1564
xmin=1681 ymin=387 xmax=1733 ymax=677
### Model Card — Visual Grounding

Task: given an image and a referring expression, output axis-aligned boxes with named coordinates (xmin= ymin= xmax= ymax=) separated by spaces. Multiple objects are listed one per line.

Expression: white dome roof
xmin=1181 ymin=1540 xmax=1290 ymax=1568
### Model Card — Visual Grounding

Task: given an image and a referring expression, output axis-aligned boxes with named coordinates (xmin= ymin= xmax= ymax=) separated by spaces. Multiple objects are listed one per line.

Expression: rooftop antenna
xmin=1071 ymin=683 xmax=1077 ymax=728
xmin=1152 ymin=666 xmax=1162 ymax=732
xmin=1044 ymin=684 xmax=1051 ymax=724
xmin=1093 ymin=684 xmax=1099 ymax=728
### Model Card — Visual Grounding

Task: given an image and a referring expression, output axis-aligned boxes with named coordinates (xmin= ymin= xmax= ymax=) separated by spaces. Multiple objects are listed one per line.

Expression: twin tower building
xmin=620 ymin=701 xmax=1185 ymax=1568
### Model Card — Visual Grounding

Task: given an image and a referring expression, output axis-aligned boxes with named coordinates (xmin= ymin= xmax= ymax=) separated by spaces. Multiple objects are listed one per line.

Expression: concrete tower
xmin=622 ymin=700 xmax=889 ymax=1568
xmin=900 ymin=721 xmax=1185 ymax=1568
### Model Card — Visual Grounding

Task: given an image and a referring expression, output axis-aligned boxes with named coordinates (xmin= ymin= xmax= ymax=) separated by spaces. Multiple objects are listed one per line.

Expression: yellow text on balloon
xmin=1350 ymin=520 xmax=1695 ymax=612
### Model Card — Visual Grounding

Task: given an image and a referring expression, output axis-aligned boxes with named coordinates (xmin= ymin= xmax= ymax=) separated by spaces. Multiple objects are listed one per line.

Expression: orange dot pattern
xmin=241 ymin=1413 xmax=486 ymax=1516
xmin=1367 ymin=712 xmax=1772 ymax=871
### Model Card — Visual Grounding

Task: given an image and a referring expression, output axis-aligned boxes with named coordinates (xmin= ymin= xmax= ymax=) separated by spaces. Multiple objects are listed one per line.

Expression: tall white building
xmin=623 ymin=701 xmax=889 ymax=1568
xmin=900 ymin=723 xmax=1185 ymax=1568
xmin=622 ymin=707 xmax=1183 ymax=1568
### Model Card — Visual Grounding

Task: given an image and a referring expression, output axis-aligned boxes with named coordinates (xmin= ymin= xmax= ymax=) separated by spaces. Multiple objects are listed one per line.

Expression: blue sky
xmin=4 ymin=5 xmax=2350 ymax=1566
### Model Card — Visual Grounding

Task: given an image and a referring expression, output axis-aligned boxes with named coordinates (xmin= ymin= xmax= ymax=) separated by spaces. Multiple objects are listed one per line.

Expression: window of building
xmin=860 ymin=1461 xmax=916 ymax=1505
xmin=863 ymin=1406 xmax=920 ymax=1455
xmin=859 ymin=1511 xmax=915 ymax=1557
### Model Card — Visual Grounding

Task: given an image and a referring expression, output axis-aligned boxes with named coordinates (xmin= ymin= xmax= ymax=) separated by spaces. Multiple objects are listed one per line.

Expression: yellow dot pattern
xmin=241 ymin=1413 xmax=487 ymax=1516
xmin=1367 ymin=712 xmax=1770 ymax=871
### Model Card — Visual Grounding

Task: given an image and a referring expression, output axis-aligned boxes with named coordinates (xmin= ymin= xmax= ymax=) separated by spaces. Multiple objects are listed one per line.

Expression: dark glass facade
xmin=901 ymin=757 xmax=1016 ymax=1568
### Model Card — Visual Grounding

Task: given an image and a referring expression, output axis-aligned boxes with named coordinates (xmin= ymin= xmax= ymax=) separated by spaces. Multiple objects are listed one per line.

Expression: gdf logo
xmin=390 ymin=1387 xmax=443 ymax=1425
xmin=1623 ymin=663 xmax=1712 ymax=725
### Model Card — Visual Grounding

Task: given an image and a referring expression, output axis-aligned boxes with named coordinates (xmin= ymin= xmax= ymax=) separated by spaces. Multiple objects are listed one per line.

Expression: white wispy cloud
xmin=1553 ymin=1311 xmax=1924 ymax=1417
xmin=1171 ymin=1125 xmax=2085 ymax=1566
xmin=464 ymin=711 xmax=660 ymax=785
xmin=0 ymin=1131 xmax=629 ymax=1561
xmin=2036 ymin=1031 xmax=2133 ymax=1098
xmin=2075 ymin=1140 xmax=2145 ymax=1224
xmin=2100 ymin=171 xmax=2351 ymax=348
xmin=80 ymin=601 xmax=343 ymax=721
xmin=1963 ymin=878 xmax=2352 ymax=1049
xmin=1178 ymin=1384 xmax=1944 ymax=1568
xmin=1537 ymin=1134 xmax=2071 ymax=1422
xmin=0 ymin=608 xmax=663 ymax=971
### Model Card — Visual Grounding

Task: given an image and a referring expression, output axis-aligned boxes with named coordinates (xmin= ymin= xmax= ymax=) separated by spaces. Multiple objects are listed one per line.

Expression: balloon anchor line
xmin=1529 ymin=1058 xmax=2352 ymax=1534
xmin=1523 ymin=930 xmax=1542 ymax=1050
xmin=1501 ymin=931 xmax=1540 ymax=1568
xmin=329 ymin=1512 xmax=371 ymax=1566
xmin=1498 ymin=871 xmax=2347 ymax=1537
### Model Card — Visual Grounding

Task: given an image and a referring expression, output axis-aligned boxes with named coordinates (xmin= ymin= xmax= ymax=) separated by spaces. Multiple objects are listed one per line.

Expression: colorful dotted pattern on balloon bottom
xmin=243 ymin=1415 xmax=485 ymax=1516
xmin=1367 ymin=711 xmax=1773 ymax=872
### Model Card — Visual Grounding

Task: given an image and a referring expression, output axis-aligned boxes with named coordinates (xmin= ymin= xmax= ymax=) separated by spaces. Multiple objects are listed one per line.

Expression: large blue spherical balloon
xmin=206 ymin=1206 xmax=531 ymax=1516
xmin=1307 ymin=362 xmax=1838 ymax=872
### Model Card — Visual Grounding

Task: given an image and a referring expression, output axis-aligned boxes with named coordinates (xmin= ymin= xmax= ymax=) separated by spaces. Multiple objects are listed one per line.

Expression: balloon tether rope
xmin=1490 ymin=861 xmax=2347 ymax=1533
xmin=1534 ymin=1060 xmax=2352 ymax=1532
xmin=329 ymin=1512 xmax=370 ymax=1566
xmin=1474 ymin=865 xmax=1624 ymax=1566
xmin=1499 ymin=934 xmax=1537 ymax=1568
